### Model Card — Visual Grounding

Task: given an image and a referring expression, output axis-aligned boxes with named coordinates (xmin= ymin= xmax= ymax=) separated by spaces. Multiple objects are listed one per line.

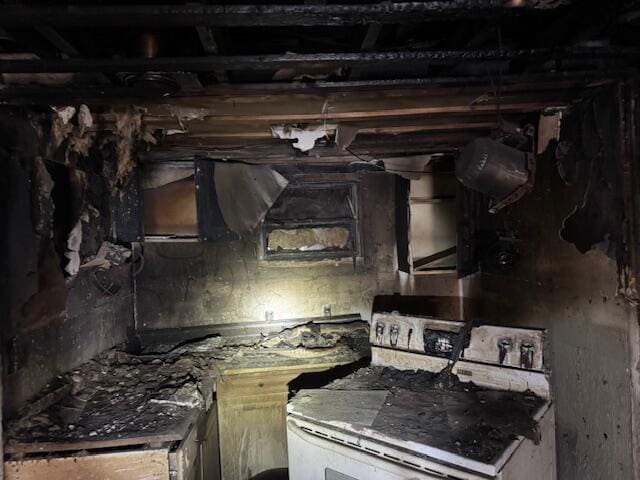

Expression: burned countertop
xmin=4 ymin=348 xmax=223 ymax=454
xmin=288 ymin=366 xmax=547 ymax=466
xmin=5 ymin=320 xmax=370 ymax=455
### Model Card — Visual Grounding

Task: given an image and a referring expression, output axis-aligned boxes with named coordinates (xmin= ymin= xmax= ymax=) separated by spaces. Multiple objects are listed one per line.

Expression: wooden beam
xmin=84 ymin=83 xmax=576 ymax=126
xmin=0 ymin=72 xmax=618 ymax=103
xmin=144 ymin=132 xmax=482 ymax=163
xmin=34 ymin=26 xmax=112 ymax=84
xmin=143 ymin=118 xmax=500 ymax=139
xmin=0 ymin=2 xmax=574 ymax=28
xmin=0 ymin=47 xmax=634 ymax=74
xmin=350 ymin=23 xmax=384 ymax=79
xmin=139 ymin=100 xmax=563 ymax=123
xmin=195 ymin=25 xmax=229 ymax=82
xmin=35 ymin=26 xmax=80 ymax=58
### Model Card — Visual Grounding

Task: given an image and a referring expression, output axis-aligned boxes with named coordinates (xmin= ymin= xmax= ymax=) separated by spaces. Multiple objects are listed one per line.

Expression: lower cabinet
xmin=4 ymin=403 xmax=221 ymax=480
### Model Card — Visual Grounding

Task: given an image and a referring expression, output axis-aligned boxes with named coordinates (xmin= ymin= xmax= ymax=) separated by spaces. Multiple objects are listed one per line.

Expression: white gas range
xmin=287 ymin=312 xmax=556 ymax=480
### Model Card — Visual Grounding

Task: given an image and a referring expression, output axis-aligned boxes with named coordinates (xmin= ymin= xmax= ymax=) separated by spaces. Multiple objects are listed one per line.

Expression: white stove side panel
xmin=497 ymin=406 xmax=557 ymax=480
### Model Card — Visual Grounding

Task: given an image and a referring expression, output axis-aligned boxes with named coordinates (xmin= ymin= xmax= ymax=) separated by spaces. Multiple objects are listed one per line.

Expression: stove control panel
xmin=461 ymin=325 xmax=545 ymax=371
xmin=370 ymin=312 xmax=466 ymax=359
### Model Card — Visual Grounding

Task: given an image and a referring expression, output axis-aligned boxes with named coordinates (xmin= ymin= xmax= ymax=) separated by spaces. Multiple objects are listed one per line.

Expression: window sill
xmin=410 ymin=269 xmax=458 ymax=277
xmin=257 ymin=256 xmax=365 ymax=269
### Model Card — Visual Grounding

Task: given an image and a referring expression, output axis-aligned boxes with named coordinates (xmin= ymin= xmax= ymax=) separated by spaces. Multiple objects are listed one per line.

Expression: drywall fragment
xmin=113 ymin=109 xmax=143 ymax=187
xmin=335 ymin=124 xmax=360 ymax=150
xmin=382 ymin=155 xmax=433 ymax=179
xmin=537 ymin=110 xmax=563 ymax=154
xmin=214 ymin=162 xmax=288 ymax=235
xmin=142 ymin=165 xmax=194 ymax=190
xmin=77 ymin=104 xmax=93 ymax=134
xmin=165 ymin=129 xmax=187 ymax=136
xmin=49 ymin=108 xmax=74 ymax=152
xmin=141 ymin=125 xmax=157 ymax=145
xmin=49 ymin=104 xmax=97 ymax=159
xmin=64 ymin=219 xmax=83 ymax=276
xmin=68 ymin=132 xmax=95 ymax=157
xmin=271 ymin=124 xmax=327 ymax=152
xmin=52 ymin=106 xmax=76 ymax=125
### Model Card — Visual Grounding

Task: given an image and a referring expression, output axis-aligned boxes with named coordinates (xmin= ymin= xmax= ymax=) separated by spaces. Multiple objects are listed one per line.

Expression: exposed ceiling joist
xmin=34 ymin=26 xmax=80 ymax=58
xmin=142 ymin=132 xmax=478 ymax=163
xmin=195 ymin=26 xmax=229 ymax=82
xmin=0 ymin=47 xmax=635 ymax=74
xmin=0 ymin=72 xmax=619 ymax=103
xmin=114 ymin=94 xmax=570 ymax=123
xmin=350 ymin=23 xmax=384 ymax=79
xmin=0 ymin=2 xmax=573 ymax=28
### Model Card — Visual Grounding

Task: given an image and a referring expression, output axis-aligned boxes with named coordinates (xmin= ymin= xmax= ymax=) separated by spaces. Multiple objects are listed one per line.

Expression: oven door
xmin=287 ymin=418 xmax=488 ymax=480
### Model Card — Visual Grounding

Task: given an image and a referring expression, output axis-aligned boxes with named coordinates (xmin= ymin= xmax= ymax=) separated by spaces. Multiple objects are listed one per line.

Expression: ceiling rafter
xmin=0 ymin=47 xmax=635 ymax=74
xmin=0 ymin=2 xmax=574 ymax=28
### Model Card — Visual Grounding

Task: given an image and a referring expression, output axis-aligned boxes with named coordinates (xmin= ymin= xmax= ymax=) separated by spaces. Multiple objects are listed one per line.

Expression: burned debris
xmin=5 ymin=320 xmax=370 ymax=453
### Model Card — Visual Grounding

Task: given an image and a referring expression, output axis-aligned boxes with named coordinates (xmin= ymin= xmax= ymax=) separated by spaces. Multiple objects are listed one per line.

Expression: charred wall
xmin=475 ymin=86 xmax=638 ymax=479
xmin=135 ymin=172 xmax=462 ymax=331
xmin=0 ymin=109 xmax=135 ymax=417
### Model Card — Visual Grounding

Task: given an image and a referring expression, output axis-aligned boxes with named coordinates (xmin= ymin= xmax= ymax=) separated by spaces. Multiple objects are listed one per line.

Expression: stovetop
xmin=289 ymin=366 xmax=548 ymax=466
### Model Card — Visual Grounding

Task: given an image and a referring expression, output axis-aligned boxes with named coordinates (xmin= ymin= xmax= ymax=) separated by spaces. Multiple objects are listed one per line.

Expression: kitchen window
xmin=261 ymin=182 xmax=360 ymax=260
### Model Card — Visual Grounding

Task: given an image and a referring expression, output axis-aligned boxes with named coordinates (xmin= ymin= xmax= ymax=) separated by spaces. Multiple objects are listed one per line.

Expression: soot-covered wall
xmin=1 ymin=110 xmax=134 ymax=416
xmin=475 ymin=86 xmax=639 ymax=479
xmin=135 ymin=172 xmax=462 ymax=331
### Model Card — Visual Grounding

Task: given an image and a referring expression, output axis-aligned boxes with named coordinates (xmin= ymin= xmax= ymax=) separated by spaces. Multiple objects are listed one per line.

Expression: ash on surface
xmin=305 ymin=366 xmax=546 ymax=464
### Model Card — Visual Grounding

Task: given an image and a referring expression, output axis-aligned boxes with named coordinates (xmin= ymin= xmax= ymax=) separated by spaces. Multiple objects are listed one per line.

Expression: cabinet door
xmin=176 ymin=419 xmax=202 ymax=480
xmin=200 ymin=402 xmax=221 ymax=480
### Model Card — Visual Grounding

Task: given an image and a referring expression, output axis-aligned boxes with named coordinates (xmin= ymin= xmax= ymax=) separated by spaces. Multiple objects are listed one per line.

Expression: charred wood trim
xmin=395 ymin=175 xmax=411 ymax=274
xmin=195 ymin=26 xmax=229 ymax=82
xmin=0 ymin=73 xmax=620 ymax=102
xmin=350 ymin=23 xmax=383 ymax=79
xmin=0 ymin=2 xmax=572 ymax=28
xmin=413 ymin=245 xmax=457 ymax=269
xmin=34 ymin=26 xmax=112 ymax=84
xmin=194 ymin=160 xmax=236 ymax=241
xmin=0 ymin=48 xmax=636 ymax=74
xmin=136 ymin=314 xmax=364 ymax=345
xmin=111 ymin=169 xmax=144 ymax=243
xmin=143 ymin=132 xmax=477 ymax=163
xmin=136 ymin=119 xmax=499 ymax=139
xmin=142 ymin=101 xmax=563 ymax=123
xmin=35 ymin=26 xmax=80 ymax=58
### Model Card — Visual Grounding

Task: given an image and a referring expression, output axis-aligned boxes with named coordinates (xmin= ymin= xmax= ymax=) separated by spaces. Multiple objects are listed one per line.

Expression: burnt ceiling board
xmin=0 ymin=2 xmax=576 ymax=28
xmin=0 ymin=0 xmax=637 ymax=92
xmin=0 ymin=47 xmax=637 ymax=74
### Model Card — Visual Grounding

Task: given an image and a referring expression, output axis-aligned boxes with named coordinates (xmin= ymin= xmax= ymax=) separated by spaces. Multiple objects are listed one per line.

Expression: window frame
xmin=260 ymin=181 xmax=361 ymax=261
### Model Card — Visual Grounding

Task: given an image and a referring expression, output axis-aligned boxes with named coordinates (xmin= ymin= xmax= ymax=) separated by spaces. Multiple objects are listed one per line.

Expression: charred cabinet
xmin=4 ymin=403 xmax=221 ymax=480
xmin=142 ymin=160 xmax=235 ymax=242
xmin=395 ymin=155 xmax=479 ymax=276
